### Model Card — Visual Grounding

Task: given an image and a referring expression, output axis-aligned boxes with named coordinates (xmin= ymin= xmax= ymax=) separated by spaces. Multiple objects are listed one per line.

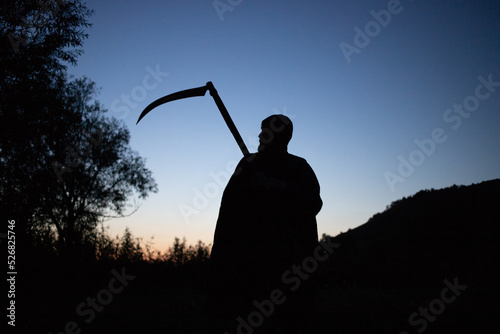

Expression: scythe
xmin=137 ymin=82 xmax=250 ymax=157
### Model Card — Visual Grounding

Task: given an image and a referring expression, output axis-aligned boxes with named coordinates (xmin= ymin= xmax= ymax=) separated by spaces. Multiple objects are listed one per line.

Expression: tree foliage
xmin=0 ymin=1 xmax=157 ymax=256
xmin=164 ymin=237 xmax=212 ymax=265
xmin=1 ymin=0 xmax=93 ymax=82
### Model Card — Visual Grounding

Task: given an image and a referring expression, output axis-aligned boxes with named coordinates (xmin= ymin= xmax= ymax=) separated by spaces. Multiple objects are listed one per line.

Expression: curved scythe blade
xmin=136 ymin=85 xmax=208 ymax=124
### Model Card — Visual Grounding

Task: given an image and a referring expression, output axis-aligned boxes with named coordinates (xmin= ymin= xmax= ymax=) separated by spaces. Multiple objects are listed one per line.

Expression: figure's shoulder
xmin=286 ymin=153 xmax=309 ymax=165
xmin=285 ymin=153 xmax=316 ymax=172
xmin=238 ymin=153 xmax=258 ymax=165
xmin=286 ymin=154 xmax=320 ymax=182
xmin=234 ymin=153 xmax=258 ymax=171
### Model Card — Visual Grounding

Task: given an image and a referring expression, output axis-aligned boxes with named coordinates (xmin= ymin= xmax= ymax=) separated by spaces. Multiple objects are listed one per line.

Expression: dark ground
xmin=13 ymin=179 xmax=500 ymax=334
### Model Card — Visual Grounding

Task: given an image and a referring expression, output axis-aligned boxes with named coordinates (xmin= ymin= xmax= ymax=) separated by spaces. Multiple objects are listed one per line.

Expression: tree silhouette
xmin=117 ymin=227 xmax=144 ymax=263
xmin=169 ymin=237 xmax=188 ymax=265
xmin=165 ymin=237 xmax=211 ymax=265
xmin=1 ymin=0 xmax=93 ymax=76
xmin=0 ymin=1 xmax=157 ymax=257
xmin=1 ymin=0 xmax=92 ymax=241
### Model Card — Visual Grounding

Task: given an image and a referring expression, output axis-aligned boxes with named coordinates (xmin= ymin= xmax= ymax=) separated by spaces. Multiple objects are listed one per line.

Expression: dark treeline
xmin=19 ymin=228 xmax=212 ymax=334
xmin=0 ymin=2 xmax=204 ymax=331
xmin=25 ymin=224 xmax=212 ymax=265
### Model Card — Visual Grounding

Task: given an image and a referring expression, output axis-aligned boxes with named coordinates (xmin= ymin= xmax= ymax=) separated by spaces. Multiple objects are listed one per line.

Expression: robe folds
xmin=207 ymin=151 xmax=322 ymax=319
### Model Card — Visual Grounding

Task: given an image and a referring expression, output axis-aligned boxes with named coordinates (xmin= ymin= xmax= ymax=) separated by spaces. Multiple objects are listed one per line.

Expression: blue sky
xmin=68 ymin=0 xmax=500 ymax=250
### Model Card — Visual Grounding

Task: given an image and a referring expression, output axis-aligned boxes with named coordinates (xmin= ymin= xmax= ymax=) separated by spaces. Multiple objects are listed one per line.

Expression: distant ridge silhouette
xmin=318 ymin=179 xmax=499 ymax=333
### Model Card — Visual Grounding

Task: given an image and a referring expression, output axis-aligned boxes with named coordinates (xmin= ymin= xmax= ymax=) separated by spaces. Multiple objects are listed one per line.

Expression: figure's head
xmin=258 ymin=114 xmax=293 ymax=153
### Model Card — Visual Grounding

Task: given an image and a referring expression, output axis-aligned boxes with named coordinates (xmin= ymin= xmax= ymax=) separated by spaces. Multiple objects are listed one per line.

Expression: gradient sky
xmin=67 ymin=0 xmax=500 ymax=251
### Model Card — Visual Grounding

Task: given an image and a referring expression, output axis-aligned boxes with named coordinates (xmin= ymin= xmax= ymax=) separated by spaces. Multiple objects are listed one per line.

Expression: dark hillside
xmin=318 ymin=179 xmax=500 ymax=333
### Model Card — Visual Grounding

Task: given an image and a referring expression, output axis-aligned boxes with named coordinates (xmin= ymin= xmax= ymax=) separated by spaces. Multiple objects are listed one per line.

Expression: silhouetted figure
xmin=207 ymin=115 xmax=322 ymax=333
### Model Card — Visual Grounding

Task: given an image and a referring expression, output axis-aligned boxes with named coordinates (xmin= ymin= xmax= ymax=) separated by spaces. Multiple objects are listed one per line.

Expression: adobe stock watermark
xmin=48 ymin=267 xmax=135 ymax=334
xmin=52 ymin=64 xmax=168 ymax=181
xmin=385 ymin=74 xmax=500 ymax=192
xmin=213 ymin=0 xmax=244 ymax=21
xmin=179 ymin=159 xmax=238 ymax=224
xmin=226 ymin=238 xmax=340 ymax=334
xmin=178 ymin=107 xmax=297 ymax=224
xmin=110 ymin=65 xmax=169 ymax=120
xmin=339 ymin=0 xmax=406 ymax=64
xmin=399 ymin=277 xmax=467 ymax=334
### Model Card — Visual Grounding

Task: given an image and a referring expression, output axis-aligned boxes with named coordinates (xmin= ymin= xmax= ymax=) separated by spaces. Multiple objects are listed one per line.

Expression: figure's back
xmin=208 ymin=151 xmax=322 ymax=321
